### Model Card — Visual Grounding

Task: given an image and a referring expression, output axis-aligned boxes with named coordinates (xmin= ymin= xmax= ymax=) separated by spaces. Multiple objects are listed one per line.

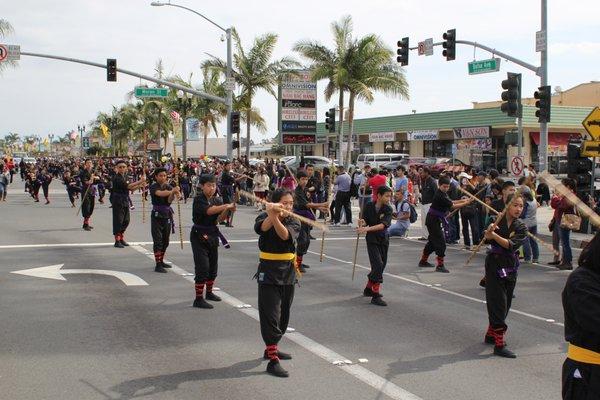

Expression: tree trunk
xmin=345 ymin=91 xmax=355 ymax=169
xmin=157 ymin=105 xmax=162 ymax=153
xmin=203 ymin=130 xmax=208 ymax=156
xmin=337 ymin=90 xmax=344 ymax=166
xmin=245 ymin=100 xmax=251 ymax=161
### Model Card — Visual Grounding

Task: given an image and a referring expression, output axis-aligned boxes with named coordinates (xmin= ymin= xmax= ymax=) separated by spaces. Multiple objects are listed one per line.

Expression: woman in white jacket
xmin=253 ymin=167 xmax=270 ymax=210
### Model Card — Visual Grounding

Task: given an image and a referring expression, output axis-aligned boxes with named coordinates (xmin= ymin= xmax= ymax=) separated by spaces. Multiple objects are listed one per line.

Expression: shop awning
xmin=530 ymin=132 xmax=581 ymax=146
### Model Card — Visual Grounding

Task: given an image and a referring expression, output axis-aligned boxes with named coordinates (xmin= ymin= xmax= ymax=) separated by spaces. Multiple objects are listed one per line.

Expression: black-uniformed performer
xmin=79 ymin=159 xmax=97 ymax=231
xmin=419 ymin=175 xmax=472 ymax=273
xmin=149 ymin=167 xmax=180 ymax=273
xmin=254 ymin=188 xmax=301 ymax=378
xmin=111 ymin=160 xmax=146 ymax=248
xmin=40 ymin=168 xmax=52 ymax=204
xmin=63 ymin=170 xmax=79 ymax=207
xmin=561 ymin=230 xmax=600 ymax=399
xmin=191 ymin=173 xmax=236 ymax=309
xmin=219 ymin=162 xmax=236 ymax=227
xmin=482 ymin=193 xmax=527 ymax=358
xmin=293 ymin=170 xmax=328 ymax=273
xmin=358 ymin=185 xmax=394 ymax=306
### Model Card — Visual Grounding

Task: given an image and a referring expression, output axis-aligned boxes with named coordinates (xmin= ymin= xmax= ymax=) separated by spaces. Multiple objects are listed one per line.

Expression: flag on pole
xmin=100 ymin=122 xmax=110 ymax=139
xmin=170 ymin=110 xmax=181 ymax=122
xmin=43 ymin=138 xmax=49 ymax=146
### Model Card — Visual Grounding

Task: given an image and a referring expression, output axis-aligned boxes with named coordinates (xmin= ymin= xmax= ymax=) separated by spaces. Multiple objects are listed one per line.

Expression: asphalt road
xmin=0 ymin=182 xmax=573 ymax=400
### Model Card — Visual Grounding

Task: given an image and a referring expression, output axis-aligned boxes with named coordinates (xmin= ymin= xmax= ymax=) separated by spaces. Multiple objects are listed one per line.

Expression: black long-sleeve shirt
xmin=562 ymin=267 xmax=600 ymax=354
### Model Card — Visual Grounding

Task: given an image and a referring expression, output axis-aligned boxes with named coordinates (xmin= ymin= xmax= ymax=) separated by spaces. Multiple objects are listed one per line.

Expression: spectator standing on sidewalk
xmin=458 ymin=172 xmax=479 ymax=249
xmin=550 ymin=178 xmax=577 ymax=270
xmin=333 ymin=165 xmax=352 ymax=226
xmin=521 ymin=190 xmax=539 ymax=263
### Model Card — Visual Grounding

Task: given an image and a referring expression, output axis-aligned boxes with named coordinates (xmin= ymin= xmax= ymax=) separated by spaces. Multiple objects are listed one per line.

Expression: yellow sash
xmin=568 ymin=343 xmax=600 ymax=365
xmin=259 ymin=252 xmax=295 ymax=261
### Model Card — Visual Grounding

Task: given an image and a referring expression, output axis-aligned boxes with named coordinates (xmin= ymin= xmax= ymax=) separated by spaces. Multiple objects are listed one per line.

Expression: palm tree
xmin=295 ymin=16 xmax=408 ymax=167
xmin=0 ymin=19 xmax=16 ymax=75
xmin=4 ymin=132 xmax=20 ymax=147
xmin=194 ymin=67 xmax=227 ymax=156
xmin=294 ymin=16 xmax=353 ymax=165
xmin=343 ymin=34 xmax=409 ymax=165
xmin=203 ymin=29 xmax=298 ymax=159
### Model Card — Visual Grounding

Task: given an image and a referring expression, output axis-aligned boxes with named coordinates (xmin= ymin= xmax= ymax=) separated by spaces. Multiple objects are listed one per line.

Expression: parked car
xmin=422 ymin=157 xmax=471 ymax=177
xmin=356 ymin=153 xmax=408 ymax=169
xmin=285 ymin=156 xmax=335 ymax=172
xmin=249 ymin=158 xmax=265 ymax=167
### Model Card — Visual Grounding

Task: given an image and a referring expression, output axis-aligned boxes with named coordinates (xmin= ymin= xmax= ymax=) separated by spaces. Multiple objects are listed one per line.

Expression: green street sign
xmin=468 ymin=58 xmax=501 ymax=75
xmin=134 ymin=87 xmax=169 ymax=98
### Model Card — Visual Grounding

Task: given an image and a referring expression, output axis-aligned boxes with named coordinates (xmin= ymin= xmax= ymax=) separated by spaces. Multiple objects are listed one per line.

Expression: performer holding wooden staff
xmin=142 ymin=131 xmax=148 ymax=224
xmin=172 ymin=144 xmax=184 ymax=249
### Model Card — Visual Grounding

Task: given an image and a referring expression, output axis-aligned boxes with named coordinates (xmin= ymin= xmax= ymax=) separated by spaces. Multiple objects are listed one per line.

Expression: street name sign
xmin=134 ymin=87 xmax=169 ymax=98
xmin=582 ymin=106 xmax=600 ymax=141
xmin=581 ymin=140 xmax=600 ymax=158
xmin=468 ymin=58 xmax=501 ymax=75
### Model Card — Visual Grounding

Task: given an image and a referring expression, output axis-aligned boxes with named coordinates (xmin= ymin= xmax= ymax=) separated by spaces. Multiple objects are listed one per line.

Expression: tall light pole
xmin=77 ymin=124 xmax=86 ymax=158
xmin=176 ymin=89 xmax=193 ymax=160
xmin=48 ymin=134 xmax=54 ymax=155
xmin=150 ymin=1 xmax=234 ymax=160
xmin=539 ymin=0 xmax=548 ymax=173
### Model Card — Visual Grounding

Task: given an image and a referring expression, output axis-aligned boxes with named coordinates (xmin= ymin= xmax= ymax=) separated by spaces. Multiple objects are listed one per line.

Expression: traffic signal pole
xmin=539 ymin=0 xmax=549 ymax=173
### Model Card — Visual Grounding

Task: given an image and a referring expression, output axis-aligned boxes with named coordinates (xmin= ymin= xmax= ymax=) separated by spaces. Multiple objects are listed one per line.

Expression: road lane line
xmin=130 ymin=245 xmax=423 ymax=400
xmin=308 ymin=250 xmax=564 ymax=327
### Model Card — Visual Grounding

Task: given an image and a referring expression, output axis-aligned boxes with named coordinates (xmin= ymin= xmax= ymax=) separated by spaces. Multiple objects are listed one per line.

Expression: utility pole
xmin=539 ymin=0 xmax=549 ymax=172
xmin=226 ymin=28 xmax=233 ymax=161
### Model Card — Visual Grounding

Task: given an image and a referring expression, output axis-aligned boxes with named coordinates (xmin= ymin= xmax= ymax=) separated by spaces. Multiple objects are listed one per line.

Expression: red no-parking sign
xmin=510 ymin=156 xmax=525 ymax=176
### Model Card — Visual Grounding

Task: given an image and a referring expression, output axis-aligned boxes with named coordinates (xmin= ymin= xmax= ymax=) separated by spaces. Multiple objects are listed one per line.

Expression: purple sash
xmin=427 ymin=207 xmax=450 ymax=241
xmin=153 ymin=205 xmax=175 ymax=233
xmin=293 ymin=209 xmax=316 ymax=221
xmin=488 ymin=243 xmax=520 ymax=278
xmin=193 ymin=224 xmax=230 ymax=248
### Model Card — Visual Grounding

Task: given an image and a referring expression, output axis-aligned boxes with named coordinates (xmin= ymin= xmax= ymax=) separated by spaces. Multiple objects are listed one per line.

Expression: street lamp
xmin=77 ymin=124 xmax=86 ymax=158
xmin=48 ymin=134 xmax=54 ymax=155
xmin=176 ymin=89 xmax=193 ymax=161
xmin=150 ymin=1 xmax=233 ymax=160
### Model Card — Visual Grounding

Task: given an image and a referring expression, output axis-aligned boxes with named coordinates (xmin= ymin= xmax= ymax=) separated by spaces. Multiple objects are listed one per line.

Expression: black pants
xmin=461 ymin=213 xmax=480 ymax=246
xmin=367 ymin=242 xmax=388 ymax=283
xmin=190 ymin=229 xmax=219 ymax=283
xmin=32 ymin=182 xmax=40 ymax=198
xmin=151 ymin=216 xmax=171 ymax=253
xmin=334 ymin=191 xmax=352 ymax=224
xmin=424 ymin=217 xmax=446 ymax=257
xmin=112 ymin=204 xmax=130 ymax=236
xmin=562 ymin=358 xmax=600 ymax=399
xmin=81 ymin=195 xmax=95 ymax=219
xmin=484 ymin=258 xmax=516 ymax=329
xmin=258 ymin=284 xmax=294 ymax=346
xmin=296 ymin=223 xmax=311 ymax=256
xmin=42 ymin=184 xmax=49 ymax=200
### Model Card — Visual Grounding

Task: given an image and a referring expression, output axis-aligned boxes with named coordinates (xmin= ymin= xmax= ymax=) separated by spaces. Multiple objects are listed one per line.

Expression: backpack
xmin=401 ymin=200 xmax=418 ymax=223
xmin=350 ymin=171 xmax=359 ymax=197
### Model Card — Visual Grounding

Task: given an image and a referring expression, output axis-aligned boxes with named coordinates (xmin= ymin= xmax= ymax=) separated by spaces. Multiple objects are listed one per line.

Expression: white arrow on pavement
xmin=11 ymin=264 xmax=148 ymax=286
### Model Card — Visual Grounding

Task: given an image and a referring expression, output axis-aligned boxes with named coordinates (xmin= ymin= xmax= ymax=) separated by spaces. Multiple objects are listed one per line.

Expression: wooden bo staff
xmin=540 ymin=171 xmax=600 ymax=229
xmin=238 ymin=190 xmax=329 ymax=232
xmin=320 ymin=161 xmax=336 ymax=262
xmin=465 ymin=188 xmax=522 ymax=266
xmin=172 ymin=144 xmax=184 ymax=249
xmin=352 ymin=177 xmax=369 ymax=280
xmin=447 ymin=184 xmax=486 ymax=218
xmin=458 ymin=186 xmax=559 ymax=257
xmin=231 ymin=170 xmax=257 ymax=183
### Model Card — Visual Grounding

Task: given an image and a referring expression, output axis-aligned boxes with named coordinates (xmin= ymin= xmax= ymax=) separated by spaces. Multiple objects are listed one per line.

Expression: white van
xmin=356 ymin=153 xmax=408 ymax=169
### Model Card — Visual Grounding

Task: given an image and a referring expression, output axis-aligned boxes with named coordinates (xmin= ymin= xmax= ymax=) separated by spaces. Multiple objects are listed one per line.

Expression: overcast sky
xmin=1 ymin=0 xmax=598 ymax=142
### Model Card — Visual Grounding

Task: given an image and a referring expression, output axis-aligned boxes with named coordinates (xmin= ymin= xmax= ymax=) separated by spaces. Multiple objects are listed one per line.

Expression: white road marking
xmin=0 ymin=237 xmax=358 ymax=250
xmin=130 ymin=245 xmax=423 ymax=400
xmin=308 ymin=250 xmax=565 ymax=327
xmin=10 ymin=264 xmax=148 ymax=286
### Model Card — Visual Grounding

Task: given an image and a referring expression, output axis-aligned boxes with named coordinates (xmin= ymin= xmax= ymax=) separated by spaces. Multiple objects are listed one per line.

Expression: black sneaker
xmin=155 ymin=264 xmax=168 ymax=273
xmin=193 ymin=297 xmax=214 ymax=309
xmin=547 ymin=260 xmax=560 ymax=266
xmin=363 ymin=287 xmax=375 ymax=297
xmin=160 ymin=262 xmax=171 ymax=269
xmin=494 ymin=346 xmax=516 ymax=358
xmin=205 ymin=292 xmax=222 ymax=302
xmin=484 ymin=335 xmax=495 ymax=345
xmin=120 ymin=240 xmax=130 ymax=247
xmin=418 ymin=261 xmax=435 ymax=268
xmin=263 ymin=350 xmax=292 ymax=360
xmin=479 ymin=277 xmax=486 ymax=288
xmin=301 ymin=263 xmax=310 ymax=269
xmin=371 ymin=296 xmax=388 ymax=306
xmin=299 ymin=266 xmax=307 ymax=273
xmin=435 ymin=265 xmax=450 ymax=273
xmin=83 ymin=225 xmax=92 ymax=231
xmin=114 ymin=241 xmax=125 ymax=248
xmin=557 ymin=262 xmax=573 ymax=271
xmin=266 ymin=360 xmax=289 ymax=378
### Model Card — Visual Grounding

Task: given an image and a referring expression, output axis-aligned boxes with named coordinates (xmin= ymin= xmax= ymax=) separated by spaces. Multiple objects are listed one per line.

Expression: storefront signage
xmin=453 ymin=126 xmax=490 ymax=139
xmin=407 ymin=130 xmax=438 ymax=141
xmin=369 ymin=132 xmax=395 ymax=142
xmin=456 ymin=138 xmax=492 ymax=151
xmin=278 ymin=70 xmax=317 ymax=144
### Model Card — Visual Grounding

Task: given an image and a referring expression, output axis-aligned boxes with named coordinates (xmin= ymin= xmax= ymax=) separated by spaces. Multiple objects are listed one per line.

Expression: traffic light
xmin=231 ymin=111 xmax=240 ymax=134
xmin=567 ymin=139 xmax=593 ymax=232
xmin=534 ymin=85 xmax=552 ymax=123
xmin=442 ymin=29 xmax=456 ymax=61
xmin=396 ymin=37 xmax=409 ymax=66
xmin=325 ymin=107 xmax=336 ymax=133
xmin=107 ymin=58 xmax=117 ymax=82
xmin=232 ymin=140 xmax=240 ymax=149
xmin=500 ymin=72 xmax=522 ymax=118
